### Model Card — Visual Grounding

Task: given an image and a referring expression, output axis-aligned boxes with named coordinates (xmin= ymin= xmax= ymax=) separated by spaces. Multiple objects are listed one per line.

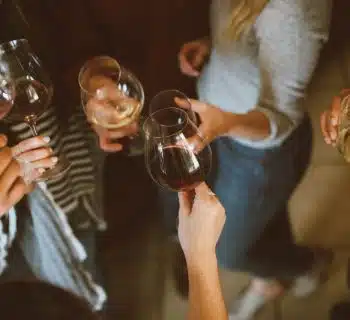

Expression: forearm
xmin=222 ymin=109 xmax=271 ymax=141
xmin=187 ymin=254 xmax=227 ymax=320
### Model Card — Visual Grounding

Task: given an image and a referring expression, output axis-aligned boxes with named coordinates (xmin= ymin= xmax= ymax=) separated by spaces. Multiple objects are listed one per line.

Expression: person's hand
xmin=85 ymin=75 xmax=139 ymax=152
xmin=91 ymin=123 xmax=138 ymax=152
xmin=0 ymin=135 xmax=26 ymax=216
xmin=178 ymin=183 xmax=226 ymax=263
xmin=320 ymin=89 xmax=350 ymax=146
xmin=176 ymin=98 xmax=236 ymax=152
xmin=178 ymin=38 xmax=211 ymax=77
xmin=11 ymin=136 xmax=56 ymax=184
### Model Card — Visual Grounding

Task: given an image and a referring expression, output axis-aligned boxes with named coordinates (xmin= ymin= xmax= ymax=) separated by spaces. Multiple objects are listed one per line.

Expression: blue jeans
xmin=160 ymin=116 xmax=314 ymax=279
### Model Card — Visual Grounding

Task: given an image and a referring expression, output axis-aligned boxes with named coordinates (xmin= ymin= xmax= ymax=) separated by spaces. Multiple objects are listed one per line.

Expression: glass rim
xmin=149 ymin=89 xmax=191 ymax=113
xmin=119 ymin=67 xmax=145 ymax=106
xmin=0 ymin=39 xmax=30 ymax=55
xmin=78 ymin=55 xmax=121 ymax=94
xmin=143 ymin=107 xmax=190 ymax=139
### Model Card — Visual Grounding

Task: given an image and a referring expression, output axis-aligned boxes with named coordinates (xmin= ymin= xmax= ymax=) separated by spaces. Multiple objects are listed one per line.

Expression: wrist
xmin=185 ymin=250 xmax=218 ymax=272
xmin=217 ymin=110 xmax=239 ymax=138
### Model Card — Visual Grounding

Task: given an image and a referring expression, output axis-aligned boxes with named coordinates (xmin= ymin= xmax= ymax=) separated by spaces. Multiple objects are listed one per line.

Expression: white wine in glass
xmin=79 ymin=56 xmax=145 ymax=155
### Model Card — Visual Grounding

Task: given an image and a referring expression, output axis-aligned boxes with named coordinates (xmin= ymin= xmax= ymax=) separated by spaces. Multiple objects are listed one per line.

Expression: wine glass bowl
xmin=148 ymin=89 xmax=197 ymax=125
xmin=0 ymin=77 xmax=15 ymax=119
xmin=0 ymin=40 xmax=53 ymax=130
xmin=144 ymin=107 xmax=211 ymax=191
xmin=0 ymin=39 xmax=70 ymax=180
xmin=79 ymin=57 xmax=145 ymax=156
xmin=80 ymin=63 xmax=144 ymax=129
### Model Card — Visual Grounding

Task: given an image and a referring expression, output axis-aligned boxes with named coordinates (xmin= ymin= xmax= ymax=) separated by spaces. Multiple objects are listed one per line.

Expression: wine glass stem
xmin=27 ymin=120 xmax=39 ymax=136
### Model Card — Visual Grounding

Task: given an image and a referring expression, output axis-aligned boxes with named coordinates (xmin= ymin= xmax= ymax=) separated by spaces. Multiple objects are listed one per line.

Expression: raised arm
xmin=178 ymin=183 xmax=227 ymax=320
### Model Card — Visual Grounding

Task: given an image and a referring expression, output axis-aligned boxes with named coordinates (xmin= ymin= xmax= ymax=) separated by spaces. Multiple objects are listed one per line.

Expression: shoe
xmin=228 ymin=287 xmax=268 ymax=320
xmin=330 ymin=302 xmax=350 ymax=320
xmin=291 ymin=249 xmax=333 ymax=298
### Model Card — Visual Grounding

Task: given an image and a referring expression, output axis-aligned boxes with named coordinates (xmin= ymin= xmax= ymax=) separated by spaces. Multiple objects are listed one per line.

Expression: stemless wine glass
xmin=0 ymin=39 xmax=70 ymax=180
xmin=143 ymin=107 xmax=211 ymax=192
xmin=148 ymin=89 xmax=197 ymax=124
xmin=79 ymin=56 xmax=145 ymax=156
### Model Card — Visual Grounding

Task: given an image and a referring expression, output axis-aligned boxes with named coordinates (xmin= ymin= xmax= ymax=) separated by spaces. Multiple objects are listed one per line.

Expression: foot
xmin=229 ymin=279 xmax=283 ymax=320
xmin=291 ymin=249 xmax=332 ymax=298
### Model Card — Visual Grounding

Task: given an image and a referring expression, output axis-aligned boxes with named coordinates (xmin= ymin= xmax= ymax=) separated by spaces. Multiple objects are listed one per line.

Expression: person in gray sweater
xmin=158 ymin=0 xmax=333 ymax=319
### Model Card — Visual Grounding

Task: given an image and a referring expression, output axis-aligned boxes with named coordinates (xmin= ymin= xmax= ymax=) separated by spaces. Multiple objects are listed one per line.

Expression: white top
xmin=197 ymin=0 xmax=332 ymax=148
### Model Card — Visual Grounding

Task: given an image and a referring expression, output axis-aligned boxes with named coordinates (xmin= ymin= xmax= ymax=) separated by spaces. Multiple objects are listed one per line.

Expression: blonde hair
xmin=225 ymin=0 xmax=269 ymax=41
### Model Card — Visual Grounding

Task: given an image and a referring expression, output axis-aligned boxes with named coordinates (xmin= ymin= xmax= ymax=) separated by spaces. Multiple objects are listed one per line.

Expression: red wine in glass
xmin=150 ymin=145 xmax=210 ymax=191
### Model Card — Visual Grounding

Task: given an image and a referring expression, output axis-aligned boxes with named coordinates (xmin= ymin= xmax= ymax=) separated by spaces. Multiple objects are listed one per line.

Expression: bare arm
xmin=187 ymin=254 xmax=227 ymax=320
xmin=177 ymin=183 xmax=227 ymax=320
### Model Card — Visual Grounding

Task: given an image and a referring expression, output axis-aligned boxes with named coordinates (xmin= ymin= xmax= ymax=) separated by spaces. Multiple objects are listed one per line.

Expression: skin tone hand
xmin=85 ymin=76 xmax=139 ymax=152
xmin=178 ymin=38 xmax=211 ymax=77
xmin=176 ymin=98 xmax=270 ymax=152
xmin=320 ymin=89 xmax=350 ymax=146
xmin=0 ymin=134 xmax=26 ymax=217
xmin=178 ymin=183 xmax=226 ymax=263
xmin=178 ymin=183 xmax=227 ymax=320
xmin=11 ymin=136 xmax=57 ymax=185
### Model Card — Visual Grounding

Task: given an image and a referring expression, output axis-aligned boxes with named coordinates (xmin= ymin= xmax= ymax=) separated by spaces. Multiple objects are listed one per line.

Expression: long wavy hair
xmin=224 ymin=0 xmax=269 ymax=41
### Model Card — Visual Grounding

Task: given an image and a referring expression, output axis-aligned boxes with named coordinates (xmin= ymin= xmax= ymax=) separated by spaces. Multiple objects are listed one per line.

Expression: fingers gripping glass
xmin=148 ymin=89 xmax=197 ymax=125
xmin=143 ymin=107 xmax=211 ymax=192
xmin=79 ymin=56 xmax=145 ymax=156
xmin=0 ymin=39 xmax=71 ymax=181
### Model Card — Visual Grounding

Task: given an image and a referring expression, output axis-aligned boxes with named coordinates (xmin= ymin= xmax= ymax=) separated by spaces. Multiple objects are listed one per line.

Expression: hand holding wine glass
xmin=11 ymin=136 xmax=57 ymax=185
xmin=178 ymin=182 xmax=225 ymax=263
xmin=79 ymin=56 xmax=145 ymax=155
xmin=0 ymin=39 xmax=71 ymax=180
xmin=149 ymin=89 xmax=197 ymax=124
xmin=320 ymin=89 xmax=350 ymax=146
xmin=176 ymin=98 xmax=239 ymax=152
xmin=0 ymin=134 xmax=26 ymax=216
xmin=144 ymin=106 xmax=212 ymax=192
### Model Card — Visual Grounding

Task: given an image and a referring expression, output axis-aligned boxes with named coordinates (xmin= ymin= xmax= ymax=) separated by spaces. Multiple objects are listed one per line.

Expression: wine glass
xmin=0 ymin=39 xmax=71 ymax=180
xmin=143 ymin=107 xmax=211 ymax=191
xmin=79 ymin=56 xmax=145 ymax=156
xmin=0 ymin=76 xmax=15 ymax=120
xmin=336 ymin=92 xmax=350 ymax=162
xmin=148 ymin=89 xmax=197 ymax=124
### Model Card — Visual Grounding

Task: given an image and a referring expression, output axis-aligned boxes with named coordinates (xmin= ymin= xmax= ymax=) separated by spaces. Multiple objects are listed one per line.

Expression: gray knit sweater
xmin=197 ymin=0 xmax=332 ymax=148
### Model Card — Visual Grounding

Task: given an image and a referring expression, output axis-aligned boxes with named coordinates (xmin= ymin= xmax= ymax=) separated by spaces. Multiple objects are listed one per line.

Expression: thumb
xmin=0 ymin=134 xmax=8 ymax=148
xmin=174 ymin=97 xmax=208 ymax=114
xmin=188 ymin=99 xmax=208 ymax=114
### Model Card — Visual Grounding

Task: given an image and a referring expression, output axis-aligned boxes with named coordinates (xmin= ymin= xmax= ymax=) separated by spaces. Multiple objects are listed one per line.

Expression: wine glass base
xmin=36 ymin=157 xmax=72 ymax=181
